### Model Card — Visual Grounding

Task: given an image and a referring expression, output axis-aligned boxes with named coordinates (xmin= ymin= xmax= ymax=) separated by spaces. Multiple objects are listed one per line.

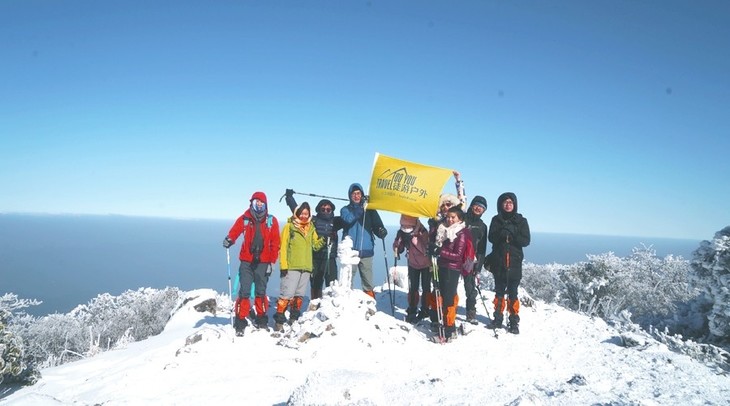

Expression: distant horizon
xmin=0 ymin=212 xmax=710 ymax=242
xmin=0 ymin=213 xmax=702 ymax=316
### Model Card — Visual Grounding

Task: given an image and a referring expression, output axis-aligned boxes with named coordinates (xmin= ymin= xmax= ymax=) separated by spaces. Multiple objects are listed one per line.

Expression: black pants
xmin=493 ymin=269 xmax=521 ymax=300
xmin=463 ymin=271 xmax=477 ymax=312
xmin=408 ymin=266 xmax=431 ymax=309
xmin=311 ymin=256 xmax=337 ymax=291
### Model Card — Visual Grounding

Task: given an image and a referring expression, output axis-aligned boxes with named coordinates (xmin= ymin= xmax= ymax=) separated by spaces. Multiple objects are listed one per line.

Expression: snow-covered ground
xmin=2 ymin=268 xmax=728 ymax=405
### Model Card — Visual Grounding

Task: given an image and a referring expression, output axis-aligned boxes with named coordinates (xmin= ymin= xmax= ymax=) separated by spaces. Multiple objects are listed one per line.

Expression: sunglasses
xmin=320 ymin=207 xmax=333 ymax=213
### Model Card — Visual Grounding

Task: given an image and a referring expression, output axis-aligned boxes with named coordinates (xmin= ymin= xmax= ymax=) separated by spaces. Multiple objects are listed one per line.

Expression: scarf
xmin=435 ymin=221 xmax=466 ymax=247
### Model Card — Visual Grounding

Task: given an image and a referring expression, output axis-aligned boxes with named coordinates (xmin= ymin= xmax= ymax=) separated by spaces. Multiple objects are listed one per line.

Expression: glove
xmin=374 ymin=227 xmax=388 ymax=239
xmin=502 ymin=222 xmax=516 ymax=235
xmin=428 ymin=242 xmax=441 ymax=257
xmin=280 ymin=269 xmax=288 ymax=278
xmin=285 ymin=188 xmax=294 ymax=198
xmin=222 ymin=237 xmax=234 ymax=248
xmin=353 ymin=205 xmax=364 ymax=219
xmin=252 ymin=252 xmax=261 ymax=264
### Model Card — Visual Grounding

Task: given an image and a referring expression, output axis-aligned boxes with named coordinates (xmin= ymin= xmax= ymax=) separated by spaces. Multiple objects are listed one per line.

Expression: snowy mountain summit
xmin=2 ymin=283 xmax=728 ymax=405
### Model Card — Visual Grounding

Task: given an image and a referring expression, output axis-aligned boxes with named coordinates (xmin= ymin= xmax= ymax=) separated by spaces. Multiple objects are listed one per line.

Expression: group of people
xmin=222 ymin=175 xmax=530 ymax=340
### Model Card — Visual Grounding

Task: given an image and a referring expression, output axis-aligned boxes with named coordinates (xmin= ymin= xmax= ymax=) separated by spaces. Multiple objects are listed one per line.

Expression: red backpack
xmin=461 ymin=233 xmax=476 ymax=276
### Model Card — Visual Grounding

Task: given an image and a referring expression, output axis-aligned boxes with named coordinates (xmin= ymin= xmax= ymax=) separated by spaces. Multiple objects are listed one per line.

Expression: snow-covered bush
xmin=9 ymin=287 xmax=183 ymax=377
xmin=523 ymin=246 xmax=695 ymax=331
xmin=690 ymin=226 xmax=730 ymax=342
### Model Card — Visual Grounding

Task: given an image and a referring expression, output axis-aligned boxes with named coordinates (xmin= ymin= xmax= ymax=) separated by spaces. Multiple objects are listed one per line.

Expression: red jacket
xmin=227 ymin=209 xmax=281 ymax=264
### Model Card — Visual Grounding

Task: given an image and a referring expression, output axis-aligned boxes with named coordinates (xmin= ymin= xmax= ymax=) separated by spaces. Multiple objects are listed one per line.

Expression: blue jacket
xmin=340 ymin=183 xmax=385 ymax=258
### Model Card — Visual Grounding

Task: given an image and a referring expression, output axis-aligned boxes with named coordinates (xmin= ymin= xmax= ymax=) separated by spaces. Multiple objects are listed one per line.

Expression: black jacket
xmin=487 ymin=192 xmax=530 ymax=277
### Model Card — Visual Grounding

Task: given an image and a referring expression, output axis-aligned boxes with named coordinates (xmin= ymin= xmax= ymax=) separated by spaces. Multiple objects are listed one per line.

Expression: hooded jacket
xmin=279 ymin=206 xmax=325 ymax=272
xmin=285 ymin=196 xmax=344 ymax=259
xmin=227 ymin=191 xmax=281 ymax=264
xmin=487 ymin=192 xmax=530 ymax=277
xmin=465 ymin=195 xmax=489 ymax=271
xmin=340 ymin=183 xmax=385 ymax=258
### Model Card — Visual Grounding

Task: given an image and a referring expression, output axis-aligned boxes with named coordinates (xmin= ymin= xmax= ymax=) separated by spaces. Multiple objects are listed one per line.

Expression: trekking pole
xmin=474 ymin=272 xmax=490 ymax=315
xmin=226 ymin=248 xmax=234 ymax=328
xmin=324 ymin=237 xmax=333 ymax=290
xmin=279 ymin=189 xmax=348 ymax=203
xmin=394 ymin=246 xmax=409 ymax=321
xmin=382 ymin=239 xmax=395 ymax=316
xmin=431 ymin=255 xmax=446 ymax=343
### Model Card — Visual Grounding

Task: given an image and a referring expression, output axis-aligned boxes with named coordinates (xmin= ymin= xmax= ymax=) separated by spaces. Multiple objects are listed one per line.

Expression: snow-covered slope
xmin=2 ymin=279 xmax=728 ymax=405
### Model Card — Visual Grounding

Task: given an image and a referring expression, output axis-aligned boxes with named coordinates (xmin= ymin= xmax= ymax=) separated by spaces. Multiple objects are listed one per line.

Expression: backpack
xmin=461 ymin=235 xmax=477 ymax=276
xmin=233 ymin=214 xmax=274 ymax=299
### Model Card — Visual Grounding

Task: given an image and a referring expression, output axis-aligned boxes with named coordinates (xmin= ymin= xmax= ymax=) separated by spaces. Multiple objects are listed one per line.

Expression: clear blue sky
xmin=1 ymin=1 xmax=728 ymax=240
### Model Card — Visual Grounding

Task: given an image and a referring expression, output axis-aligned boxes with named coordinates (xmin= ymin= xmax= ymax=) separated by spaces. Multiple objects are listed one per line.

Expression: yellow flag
xmin=367 ymin=153 xmax=453 ymax=218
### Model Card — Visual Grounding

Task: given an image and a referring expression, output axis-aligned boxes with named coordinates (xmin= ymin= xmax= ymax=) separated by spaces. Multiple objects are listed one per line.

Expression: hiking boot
xmin=430 ymin=321 xmax=442 ymax=333
xmin=255 ymin=315 xmax=269 ymax=331
xmin=508 ymin=314 xmax=520 ymax=334
xmin=234 ymin=317 xmax=248 ymax=337
xmin=444 ymin=325 xmax=456 ymax=339
xmin=288 ymin=308 xmax=301 ymax=325
xmin=488 ymin=316 xmax=503 ymax=330
xmin=466 ymin=309 xmax=478 ymax=325
xmin=274 ymin=322 xmax=285 ymax=332
xmin=405 ymin=307 xmax=418 ymax=324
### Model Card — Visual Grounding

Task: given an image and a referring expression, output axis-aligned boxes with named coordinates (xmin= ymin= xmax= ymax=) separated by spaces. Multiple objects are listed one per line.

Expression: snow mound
xmin=273 ymin=284 xmax=416 ymax=349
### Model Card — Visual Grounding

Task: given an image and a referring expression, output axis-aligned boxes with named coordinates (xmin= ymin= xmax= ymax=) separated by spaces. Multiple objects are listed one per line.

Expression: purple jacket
xmin=437 ymin=228 xmax=471 ymax=271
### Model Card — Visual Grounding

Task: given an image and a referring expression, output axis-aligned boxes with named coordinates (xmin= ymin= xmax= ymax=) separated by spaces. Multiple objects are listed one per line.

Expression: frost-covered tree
xmin=690 ymin=226 xmax=730 ymax=342
xmin=522 ymin=246 xmax=694 ymax=331
xmin=0 ymin=293 xmax=41 ymax=385
xmin=12 ymin=287 xmax=183 ymax=374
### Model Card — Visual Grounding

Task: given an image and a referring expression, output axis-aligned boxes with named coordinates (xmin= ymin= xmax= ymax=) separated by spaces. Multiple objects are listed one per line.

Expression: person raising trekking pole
xmin=284 ymin=189 xmax=344 ymax=300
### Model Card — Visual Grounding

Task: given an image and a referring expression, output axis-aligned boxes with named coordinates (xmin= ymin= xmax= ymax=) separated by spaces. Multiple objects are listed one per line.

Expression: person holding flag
xmin=340 ymin=183 xmax=388 ymax=300
xmin=393 ymin=214 xmax=431 ymax=323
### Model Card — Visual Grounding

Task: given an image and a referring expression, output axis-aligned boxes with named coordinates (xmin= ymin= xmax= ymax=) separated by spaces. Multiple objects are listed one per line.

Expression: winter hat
xmin=399 ymin=214 xmax=418 ymax=232
xmin=497 ymin=192 xmax=518 ymax=216
xmin=250 ymin=191 xmax=267 ymax=213
xmin=470 ymin=195 xmax=488 ymax=211
xmin=315 ymin=199 xmax=336 ymax=213
xmin=348 ymin=183 xmax=364 ymax=203
xmin=438 ymin=193 xmax=460 ymax=208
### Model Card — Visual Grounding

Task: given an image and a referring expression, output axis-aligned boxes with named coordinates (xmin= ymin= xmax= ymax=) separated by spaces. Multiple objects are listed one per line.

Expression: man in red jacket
xmin=223 ymin=191 xmax=281 ymax=335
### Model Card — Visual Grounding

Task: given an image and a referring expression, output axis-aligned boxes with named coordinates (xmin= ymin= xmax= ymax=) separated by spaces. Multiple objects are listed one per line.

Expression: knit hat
xmin=470 ymin=195 xmax=488 ymax=211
